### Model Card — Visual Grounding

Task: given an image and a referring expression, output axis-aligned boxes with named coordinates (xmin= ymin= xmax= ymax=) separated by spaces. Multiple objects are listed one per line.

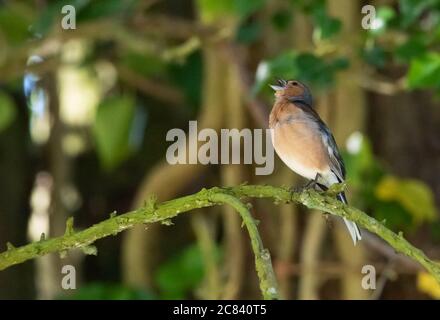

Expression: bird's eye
xmin=291 ymin=81 xmax=298 ymax=86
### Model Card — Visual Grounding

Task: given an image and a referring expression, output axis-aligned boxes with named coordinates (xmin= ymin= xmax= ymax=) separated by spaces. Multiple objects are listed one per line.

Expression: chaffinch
xmin=269 ymin=79 xmax=361 ymax=244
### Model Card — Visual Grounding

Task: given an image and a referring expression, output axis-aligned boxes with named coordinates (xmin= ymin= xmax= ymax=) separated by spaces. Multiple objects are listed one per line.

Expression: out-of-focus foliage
xmin=407 ymin=53 xmax=440 ymax=90
xmin=154 ymin=244 xmax=221 ymax=299
xmin=254 ymin=52 xmax=348 ymax=93
xmin=0 ymin=3 xmax=34 ymax=45
xmin=418 ymin=270 xmax=440 ymax=299
xmin=0 ymin=92 xmax=16 ymax=133
xmin=344 ymin=133 xmax=438 ymax=232
xmin=168 ymin=52 xmax=203 ymax=110
xmin=197 ymin=0 xmax=266 ymax=21
xmin=361 ymin=0 xmax=440 ymax=91
xmin=62 ymin=283 xmax=155 ymax=300
xmin=93 ymin=95 xmax=135 ymax=171
xmin=252 ymin=1 xmax=350 ymax=92
xmin=33 ymin=0 xmax=137 ymax=36
xmin=376 ymin=176 xmax=437 ymax=226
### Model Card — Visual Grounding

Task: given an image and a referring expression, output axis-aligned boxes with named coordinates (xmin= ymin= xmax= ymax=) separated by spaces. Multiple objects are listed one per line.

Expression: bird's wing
xmin=320 ymin=126 xmax=346 ymax=181
xmin=291 ymin=101 xmax=346 ymax=181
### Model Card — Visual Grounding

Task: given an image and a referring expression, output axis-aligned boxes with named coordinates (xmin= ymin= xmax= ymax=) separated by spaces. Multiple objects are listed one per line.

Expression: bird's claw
xmin=290 ymin=181 xmax=319 ymax=193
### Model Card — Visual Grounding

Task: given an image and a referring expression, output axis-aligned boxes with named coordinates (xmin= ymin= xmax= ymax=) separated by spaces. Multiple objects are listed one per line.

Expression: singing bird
xmin=269 ymin=79 xmax=361 ymax=244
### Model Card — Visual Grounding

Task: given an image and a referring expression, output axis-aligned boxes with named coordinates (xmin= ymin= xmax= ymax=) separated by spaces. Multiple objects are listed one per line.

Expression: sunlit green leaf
xmin=378 ymin=5 xmax=396 ymax=22
xmin=407 ymin=52 xmax=440 ymax=89
xmin=0 ymin=3 xmax=34 ymax=44
xmin=376 ymin=175 xmax=437 ymax=226
xmin=368 ymin=5 xmax=396 ymax=36
xmin=196 ymin=0 xmax=234 ymax=22
xmin=197 ymin=0 xmax=265 ymax=21
xmin=93 ymin=95 xmax=135 ymax=171
xmin=418 ymin=271 xmax=440 ymax=299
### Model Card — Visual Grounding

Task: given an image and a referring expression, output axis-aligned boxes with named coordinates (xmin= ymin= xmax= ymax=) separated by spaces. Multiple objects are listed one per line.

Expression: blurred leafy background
xmin=0 ymin=0 xmax=440 ymax=300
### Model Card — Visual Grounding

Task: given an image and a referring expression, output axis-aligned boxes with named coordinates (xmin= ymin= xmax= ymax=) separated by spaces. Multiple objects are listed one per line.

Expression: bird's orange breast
xmin=270 ymin=101 xmax=330 ymax=178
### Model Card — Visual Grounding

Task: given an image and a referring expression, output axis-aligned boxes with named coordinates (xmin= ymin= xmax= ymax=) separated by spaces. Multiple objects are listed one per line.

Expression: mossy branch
xmin=1 ymin=184 xmax=439 ymax=299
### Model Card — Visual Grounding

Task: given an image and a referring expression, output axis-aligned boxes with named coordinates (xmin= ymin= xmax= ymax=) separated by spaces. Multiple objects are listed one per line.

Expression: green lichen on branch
xmin=0 ymin=184 xmax=439 ymax=299
xmin=209 ymin=192 xmax=279 ymax=300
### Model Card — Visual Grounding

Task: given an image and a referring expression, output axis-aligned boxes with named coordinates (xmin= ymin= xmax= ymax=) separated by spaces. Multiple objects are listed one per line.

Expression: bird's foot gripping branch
xmin=0 ymin=184 xmax=439 ymax=299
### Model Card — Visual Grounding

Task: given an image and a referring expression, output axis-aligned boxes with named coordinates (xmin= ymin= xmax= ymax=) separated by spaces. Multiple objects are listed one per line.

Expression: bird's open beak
xmin=270 ymin=85 xmax=284 ymax=91
xmin=270 ymin=79 xmax=287 ymax=91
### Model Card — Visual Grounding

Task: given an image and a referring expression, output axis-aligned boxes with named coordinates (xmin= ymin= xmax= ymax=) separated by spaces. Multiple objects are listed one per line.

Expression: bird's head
xmin=270 ymin=79 xmax=313 ymax=106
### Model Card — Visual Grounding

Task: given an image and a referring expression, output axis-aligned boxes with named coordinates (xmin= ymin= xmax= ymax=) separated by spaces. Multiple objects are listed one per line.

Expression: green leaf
xmin=376 ymin=176 xmax=437 ymax=226
xmin=155 ymin=244 xmax=205 ymax=299
xmin=33 ymin=0 xmax=136 ymax=35
xmin=314 ymin=15 xmax=341 ymax=39
xmin=367 ymin=6 xmax=396 ymax=36
xmin=121 ymin=52 xmax=166 ymax=77
xmin=93 ymin=95 xmax=135 ymax=171
xmin=62 ymin=283 xmax=155 ymax=300
xmin=418 ymin=271 xmax=440 ymax=299
xmin=395 ymin=37 xmax=427 ymax=62
xmin=0 ymin=92 xmax=16 ymax=133
xmin=236 ymin=21 xmax=261 ymax=44
xmin=373 ymin=201 xmax=413 ymax=231
xmin=253 ymin=51 xmax=348 ymax=94
xmin=197 ymin=0 xmax=265 ymax=21
xmin=311 ymin=3 xmax=341 ymax=39
xmin=294 ymin=53 xmax=348 ymax=87
xmin=344 ymin=133 xmax=377 ymax=183
xmin=343 ymin=133 xmax=385 ymax=209
xmin=0 ymin=3 xmax=34 ymax=45
xmin=168 ymin=51 xmax=203 ymax=111
xmin=234 ymin=0 xmax=266 ymax=19
xmin=407 ymin=52 xmax=440 ymax=89
xmin=271 ymin=10 xmax=293 ymax=31
xmin=196 ymin=0 xmax=234 ymax=22
xmin=252 ymin=51 xmax=297 ymax=94
xmin=399 ymin=0 xmax=438 ymax=28
xmin=377 ymin=5 xmax=396 ymax=22
xmin=362 ymin=46 xmax=387 ymax=68
xmin=76 ymin=0 xmax=138 ymax=21
xmin=32 ymin=0 xmax=88 ymax=36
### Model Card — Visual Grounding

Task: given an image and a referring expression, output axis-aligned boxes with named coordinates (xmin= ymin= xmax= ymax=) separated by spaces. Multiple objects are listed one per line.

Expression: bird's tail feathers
xmin=337 ymin=192 xmax=362 ymax=244
xmin=342 ymin=218 xmax=362 ymax=245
